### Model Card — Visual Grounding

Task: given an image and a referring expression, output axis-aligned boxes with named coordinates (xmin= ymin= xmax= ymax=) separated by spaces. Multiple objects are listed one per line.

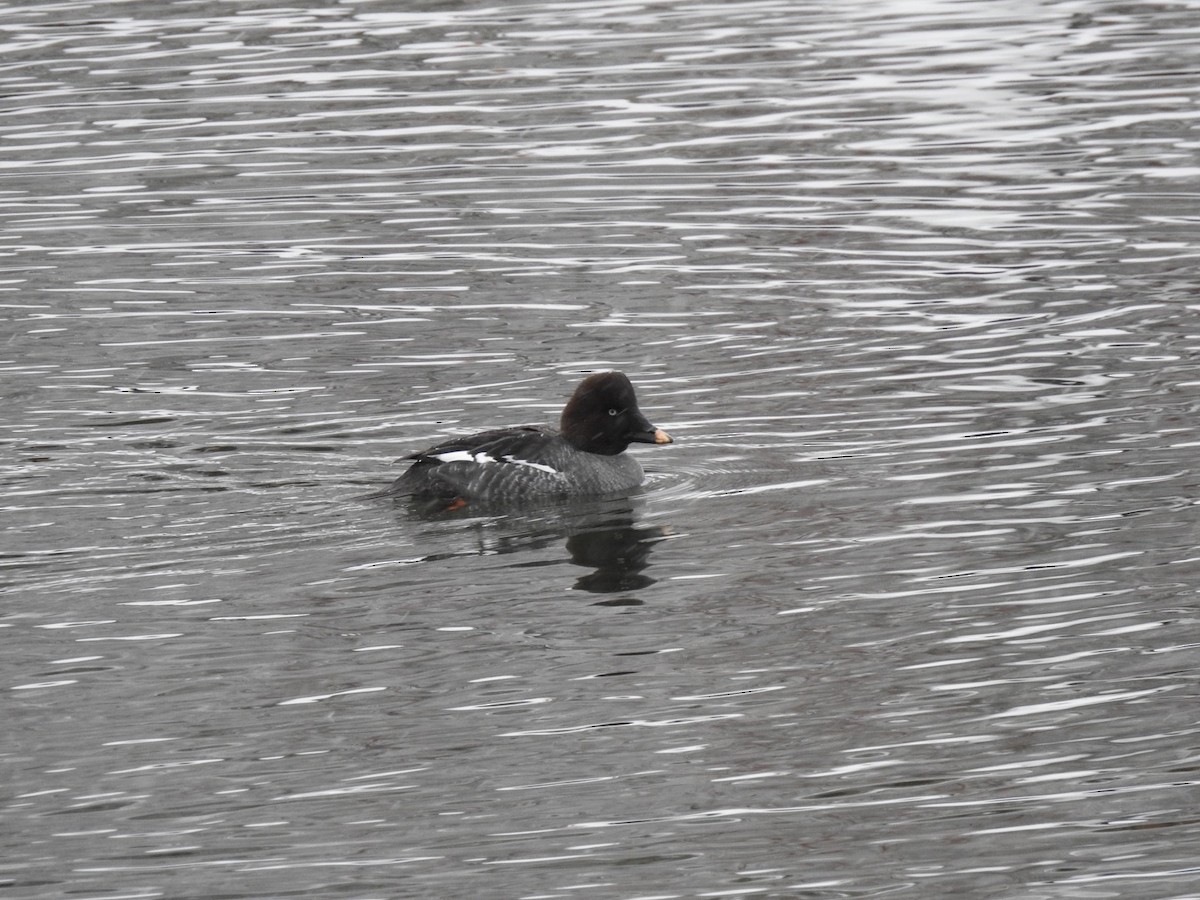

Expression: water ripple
xmin=4 ymin=1 xmax=1200 ymax=897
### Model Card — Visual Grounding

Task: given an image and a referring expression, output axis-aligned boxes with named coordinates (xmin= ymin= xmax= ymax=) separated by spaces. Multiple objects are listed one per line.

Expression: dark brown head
xmin=559 ymin=371 xmax=673 ymax=456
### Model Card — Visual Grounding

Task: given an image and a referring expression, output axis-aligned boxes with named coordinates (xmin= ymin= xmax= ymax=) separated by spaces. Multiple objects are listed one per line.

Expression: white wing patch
xmin=430 ymin=450 xmax=556 ymax=475
xmin=501 ymin=455 xmax=559 ymax=474
xmin=432 ymin=450 xmax=496 ymax=465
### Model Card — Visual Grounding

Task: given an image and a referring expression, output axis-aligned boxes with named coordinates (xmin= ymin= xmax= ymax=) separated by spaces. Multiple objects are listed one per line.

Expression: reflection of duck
xmin=391 ymin=497 xmax=670 ymax=596
xmin=361 ymin=372 xmax=672 ymax=508
xmin=567 ymin=520 xmax=667 ymax=594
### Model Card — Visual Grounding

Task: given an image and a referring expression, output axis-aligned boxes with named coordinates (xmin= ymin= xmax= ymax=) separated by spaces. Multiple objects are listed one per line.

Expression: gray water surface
xmin=4 ymin=1 xmax=1200 ymax=898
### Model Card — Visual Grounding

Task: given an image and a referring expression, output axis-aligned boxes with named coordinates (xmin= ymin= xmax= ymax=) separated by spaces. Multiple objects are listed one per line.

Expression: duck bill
xmin=630 ymin=424 xmax=673 ymax=445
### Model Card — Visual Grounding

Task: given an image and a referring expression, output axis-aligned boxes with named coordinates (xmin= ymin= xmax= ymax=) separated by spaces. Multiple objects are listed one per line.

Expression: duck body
xmin=372 ymin=372 xmax=671 ymax=505
xmin=388 ymin=424 xmax=647 ymax=500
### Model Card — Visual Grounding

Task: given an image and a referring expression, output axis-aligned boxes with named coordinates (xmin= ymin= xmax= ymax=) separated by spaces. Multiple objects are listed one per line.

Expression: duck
xmin=365 ymin=371 xmax=672 ymax=506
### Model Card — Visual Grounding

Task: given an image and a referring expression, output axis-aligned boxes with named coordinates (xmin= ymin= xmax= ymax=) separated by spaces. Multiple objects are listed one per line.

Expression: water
xmin=4 ymin=1 xmax=1200 ymax=897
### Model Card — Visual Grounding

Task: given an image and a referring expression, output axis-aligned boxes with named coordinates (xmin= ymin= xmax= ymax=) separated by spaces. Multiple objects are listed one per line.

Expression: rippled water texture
xmin=4 ymin=1 xmax=1200 ymax=897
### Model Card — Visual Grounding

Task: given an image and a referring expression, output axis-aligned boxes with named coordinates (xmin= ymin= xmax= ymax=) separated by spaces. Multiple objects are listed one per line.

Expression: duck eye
xmin=608 ymin=408 xmax=620 ymax=416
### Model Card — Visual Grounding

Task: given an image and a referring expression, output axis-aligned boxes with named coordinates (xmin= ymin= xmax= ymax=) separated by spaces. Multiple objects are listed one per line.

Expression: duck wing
xmin=397 ymin=425 xmax=571 ymax=499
